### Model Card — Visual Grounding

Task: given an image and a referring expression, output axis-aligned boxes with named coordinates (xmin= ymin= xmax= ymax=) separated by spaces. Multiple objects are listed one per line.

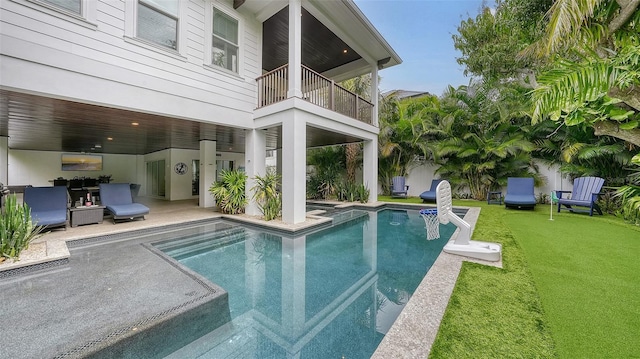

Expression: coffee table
xmin=69 ymin=205 xmax=105 ymax=227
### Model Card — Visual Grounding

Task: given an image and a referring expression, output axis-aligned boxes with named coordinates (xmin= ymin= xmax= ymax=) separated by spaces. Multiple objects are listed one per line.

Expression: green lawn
xmin=379 ymin=196 xmax=640 ymax=358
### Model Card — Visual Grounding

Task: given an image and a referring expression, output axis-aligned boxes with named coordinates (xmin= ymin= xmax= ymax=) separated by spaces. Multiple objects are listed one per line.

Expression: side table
xmin=487 ymin=191 xmax=503 ymax=205
xmin=69 ymin=205 xmax=105 ymax=227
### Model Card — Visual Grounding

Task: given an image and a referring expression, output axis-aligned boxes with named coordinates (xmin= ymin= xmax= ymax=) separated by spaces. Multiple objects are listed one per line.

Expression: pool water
xmin=156 ymin=208 xmax=455 ymax=358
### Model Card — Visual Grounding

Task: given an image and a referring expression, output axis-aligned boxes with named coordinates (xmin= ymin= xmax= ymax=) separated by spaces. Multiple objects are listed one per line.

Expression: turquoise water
xmin=159 ymin=208 xmax=455 ymax=358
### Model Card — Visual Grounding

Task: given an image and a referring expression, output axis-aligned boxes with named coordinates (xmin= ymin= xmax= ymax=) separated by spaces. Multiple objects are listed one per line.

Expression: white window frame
xmin=205 ymin=3 xmax=242 ymax=76
xmin=124 ymin=0 xmax=186 ymax=56
xmin=13 ymin=0 xmax=97 ymax=28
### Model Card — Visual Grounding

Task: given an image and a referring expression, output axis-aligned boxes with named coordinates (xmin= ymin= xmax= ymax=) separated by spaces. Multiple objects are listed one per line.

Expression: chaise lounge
xmin=419 ymin=179 xmax=443 ymax=203
xmin=504 ymin=177 xmax=536 ymax=209
xmin=556 ymin=176 xmax=604 ymax=216
xmin=23 ymin=186 xmax=68 ymax=230
xmin=99 ymin=183 xmax=149 ymax=223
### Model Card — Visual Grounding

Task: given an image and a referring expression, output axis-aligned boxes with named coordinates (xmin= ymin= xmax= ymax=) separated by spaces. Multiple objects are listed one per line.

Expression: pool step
xmin=330 ymin=209 xmax=369 ymax=225
xmin=153 ymin=226 xmax=248 ymax=260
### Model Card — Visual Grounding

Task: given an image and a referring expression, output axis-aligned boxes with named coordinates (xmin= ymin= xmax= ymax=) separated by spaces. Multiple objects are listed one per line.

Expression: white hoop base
xmin=443 ymin=240 xmax=502 ymax=262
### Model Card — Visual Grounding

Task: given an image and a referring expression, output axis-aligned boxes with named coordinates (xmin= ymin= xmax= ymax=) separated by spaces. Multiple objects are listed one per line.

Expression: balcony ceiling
xmin=262 ymin=6 xmax=362 ymax=74
xmin=0 ymin=90 xmax=362 ymax=155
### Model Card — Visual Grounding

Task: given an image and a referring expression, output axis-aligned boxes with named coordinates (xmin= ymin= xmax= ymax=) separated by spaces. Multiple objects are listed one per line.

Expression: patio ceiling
xmin=262 ymin=6 xmax=362 ymax=73
xmin=0 ymin=90 xmax=362 ymax=155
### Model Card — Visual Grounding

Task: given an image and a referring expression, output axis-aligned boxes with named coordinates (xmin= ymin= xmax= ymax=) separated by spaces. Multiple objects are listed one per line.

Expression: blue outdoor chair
xmin=556 ymin=176 xmax=604 ymax=216
xmin=419 ymin=179 xmax=443 ymax=203
xmin=99 ymin=183 xmax=149 ymax=223
xmin=504 ymin=177 xmax=536 ymax=209
xmin=23 ymin=186 xmax=68 ymax=230
xmin=391 ymin=176 xmax=409 ymax=198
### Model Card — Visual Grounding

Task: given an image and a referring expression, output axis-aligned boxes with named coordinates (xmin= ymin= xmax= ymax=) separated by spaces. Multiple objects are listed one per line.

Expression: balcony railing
xmin=256 ymin=64 xmax=374 ymax=125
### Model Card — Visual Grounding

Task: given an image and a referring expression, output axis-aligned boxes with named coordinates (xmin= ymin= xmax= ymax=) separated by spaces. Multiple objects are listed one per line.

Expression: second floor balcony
xmin=256 ymin=64 xmax=374 ymax=125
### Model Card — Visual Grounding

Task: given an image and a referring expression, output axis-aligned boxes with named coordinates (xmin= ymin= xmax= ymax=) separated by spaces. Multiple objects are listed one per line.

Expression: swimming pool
xmin=154 ymin=208 xmax=456 ymax=358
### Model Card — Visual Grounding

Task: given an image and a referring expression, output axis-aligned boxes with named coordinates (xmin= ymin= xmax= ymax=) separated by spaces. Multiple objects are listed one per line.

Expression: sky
xmin=353 ymin=0 xmax=487 ymax=96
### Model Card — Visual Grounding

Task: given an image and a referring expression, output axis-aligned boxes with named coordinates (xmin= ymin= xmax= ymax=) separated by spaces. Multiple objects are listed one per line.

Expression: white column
xmin=370 ymin=65 xmax=379 ymax=127
xmin=363 ymin=138 xmax=378 ymax=203
xmin=199 ymin=140 xmax=217 ymax=208
xmin=281 ymin=116 xmax=306 ymax=224
xmin=135 ymin=155 xmax=145 ymax=195
xmin=0 ymin=136 xmax=7 ymax=184
xmin=245 ymin=129 xmax=266 ymax=216
xmin=287 ymin=0 xmax=303 ymax=98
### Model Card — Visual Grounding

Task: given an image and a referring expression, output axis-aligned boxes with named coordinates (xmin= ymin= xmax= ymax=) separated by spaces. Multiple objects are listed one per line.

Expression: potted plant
xmin=209 ymin=169 xmax=247 ymax=214
xmin=1 ymin=194 xmax=43 ymax=262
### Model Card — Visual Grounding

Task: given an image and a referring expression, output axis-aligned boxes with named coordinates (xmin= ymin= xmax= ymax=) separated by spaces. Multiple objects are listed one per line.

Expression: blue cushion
xmin=419 ymin=191 xmax=437 ymax=201
xmin=419 ymin=179 xmax=443 ymax=202
xmin=100 ymin=183 xmax=149 ymax=220
xmin=99 ymin=183 xmax=134 ymax=206
xmin=504 ymin=177 xmax=536 ymax=208
xmin=24 ymin=186 xmax=68 ymax=227
xmin=106 ymin=204 xmax=149 ymax=218
xmin=31 ymin=210 xmax=67 ymax=226
xmin=504 ymin=194 xmax=536 ymax=206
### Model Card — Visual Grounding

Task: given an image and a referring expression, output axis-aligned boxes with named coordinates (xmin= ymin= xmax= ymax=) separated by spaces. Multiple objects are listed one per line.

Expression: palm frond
xmin=531 ymin=58 xmax=618 ymax=123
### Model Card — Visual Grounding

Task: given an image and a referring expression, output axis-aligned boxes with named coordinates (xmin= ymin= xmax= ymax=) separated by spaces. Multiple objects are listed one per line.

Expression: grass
xmin=378 ymin=196 xmax=640 ymax=358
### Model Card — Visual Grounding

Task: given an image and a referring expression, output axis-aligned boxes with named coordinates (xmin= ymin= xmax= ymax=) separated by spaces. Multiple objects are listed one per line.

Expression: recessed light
xmin=343 ymin=49 xmax=348 ymax=54
xmin=107 ymin=137 xmax=113 ymax=141
xmin=131 ymin=122 xmax=139 ymax=126
xmin=95 ymin=144 xmax=102 ymax=149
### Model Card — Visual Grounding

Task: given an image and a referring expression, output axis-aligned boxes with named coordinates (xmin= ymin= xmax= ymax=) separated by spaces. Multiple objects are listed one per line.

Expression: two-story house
xmin=0 ymin=0 xmax=401 ymax=224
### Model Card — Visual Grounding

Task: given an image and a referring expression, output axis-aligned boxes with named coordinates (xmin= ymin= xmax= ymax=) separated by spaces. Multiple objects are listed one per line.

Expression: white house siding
xmin=0 ymin=0 xmax=261 ymax=127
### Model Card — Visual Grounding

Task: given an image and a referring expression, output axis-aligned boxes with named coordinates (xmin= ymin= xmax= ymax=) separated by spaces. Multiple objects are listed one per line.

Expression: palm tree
xmin=430 ymin=83 xmax=539 ymax=200
xmin=378 ymin=94 xmax=437 ymax=195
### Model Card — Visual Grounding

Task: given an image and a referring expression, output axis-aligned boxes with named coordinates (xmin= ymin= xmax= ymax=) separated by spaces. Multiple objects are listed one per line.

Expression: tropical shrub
xmin=209 ymin=169 xmax=247 ymax=214
xmin=1 ymin=194 xmax=42 ymax=260
xmin=307 ymin=146 xmax=345 ymax=199
xmin=252 ymin=171 xmax=281 ymax=221
xmin=335 ymin=181 xmax=370 ymax=203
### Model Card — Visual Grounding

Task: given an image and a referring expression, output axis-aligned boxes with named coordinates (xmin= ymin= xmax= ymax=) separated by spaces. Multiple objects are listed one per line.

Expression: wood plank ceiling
xmin=262 ymin=6 xmax=362 ymax=73
xmin=0 ymin=90 xmax=361 ymax=155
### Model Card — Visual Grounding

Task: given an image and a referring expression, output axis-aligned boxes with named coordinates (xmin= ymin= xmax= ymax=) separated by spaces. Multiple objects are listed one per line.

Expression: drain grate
xmin=0 ymin=258 xmax=69 ymax=280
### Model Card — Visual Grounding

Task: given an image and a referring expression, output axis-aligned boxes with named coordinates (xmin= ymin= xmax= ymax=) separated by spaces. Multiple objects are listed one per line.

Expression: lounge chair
xmin=504 ymin=177 xmax=536 ymax=209
xmin=390 ymin=176 xmax=409 ymax=198
xmin=556 ymin=176 xmax=604 ymax=216
xmin=99 ymin=183 xmax=149 ymax=223
xmin=23 ymin=186 xmax=68 ymax=230
xmin=419 ymin=179 xmax=443 ymax=203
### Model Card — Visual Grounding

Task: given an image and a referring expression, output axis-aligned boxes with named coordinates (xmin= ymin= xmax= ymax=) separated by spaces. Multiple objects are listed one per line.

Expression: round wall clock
xmin=174 ymin=162 xmax=188 ymax=175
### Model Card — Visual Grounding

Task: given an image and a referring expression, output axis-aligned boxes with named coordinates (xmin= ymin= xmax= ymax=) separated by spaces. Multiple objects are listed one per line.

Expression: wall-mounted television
xmin=61 ymin=154 xmax=103 ymax=171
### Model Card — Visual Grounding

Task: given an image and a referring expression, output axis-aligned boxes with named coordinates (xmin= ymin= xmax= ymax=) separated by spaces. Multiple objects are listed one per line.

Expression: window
xmin=137 ymin=0 xmax=178 ymax=50
xmin=212 ymin=8 xmax=238 ymax=73
xmin=41 ymin=0 xmax=81 ymax=14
